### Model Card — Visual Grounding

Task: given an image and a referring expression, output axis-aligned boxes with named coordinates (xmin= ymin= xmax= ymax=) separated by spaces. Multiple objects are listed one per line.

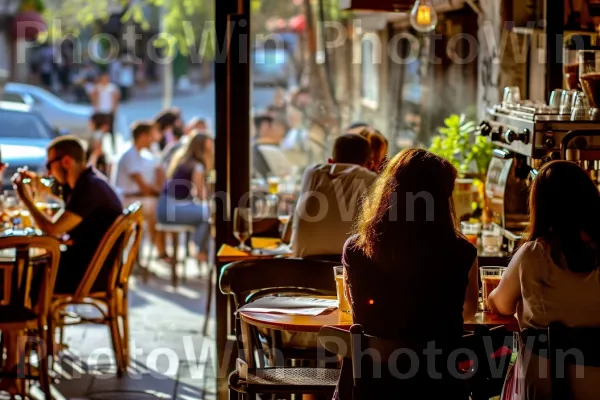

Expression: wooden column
xmin=214 ymin=0 xmax=250 ymax=399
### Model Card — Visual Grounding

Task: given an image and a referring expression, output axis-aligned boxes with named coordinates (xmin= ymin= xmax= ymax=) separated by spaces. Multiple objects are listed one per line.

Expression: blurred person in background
xmin=292 ymin=134 xmax=376 ymax=258
xmin=353 ymin=126 xmax=389 ymax=174
xmin=158 ymin=133 xmax=214 ymax=263
xmin=91 ymin=72 xmax=120 ymax=142
xmin=113 ymin=122 xmax=168 ymax=262
xmin=252 ymin=114 xmax=291 ymax=179
xmin=87 ymin=113 xmax=113 ymax=177
xmin=154 ymin=109 xmax=180 ymax=152
xmin=185 ymin=117 xmax=209 ymax=135
xmin=119 ymin=54 xmax=135 ymax=102
xmin=160 ymin=127 xmax=186 ymax=171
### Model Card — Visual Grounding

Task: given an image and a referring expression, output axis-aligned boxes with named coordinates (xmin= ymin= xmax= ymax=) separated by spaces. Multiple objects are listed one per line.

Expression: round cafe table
xmin=239 ymin=308 xmax=520 ymax=333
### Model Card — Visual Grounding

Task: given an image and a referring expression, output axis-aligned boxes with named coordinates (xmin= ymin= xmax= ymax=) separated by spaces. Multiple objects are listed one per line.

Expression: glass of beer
xmin=333 ymin=266 xmax=351 ymax=314
xmin=461 ymin=222 xmax=481 ymax=246
xmin=480 ymin=267 xmax=506 ymax=312
xmin=267 ymin=176 xmax=280 ymax=195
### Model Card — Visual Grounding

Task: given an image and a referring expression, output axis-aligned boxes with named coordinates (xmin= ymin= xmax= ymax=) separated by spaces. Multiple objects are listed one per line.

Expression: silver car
xmin=0 ymin=101 xmax=57 ymax=190
xmin=4 ymin=83 xmax=93 ymax=140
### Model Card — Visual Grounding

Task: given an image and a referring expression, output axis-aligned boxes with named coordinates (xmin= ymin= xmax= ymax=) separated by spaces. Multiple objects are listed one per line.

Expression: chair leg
xmin=108 ymin=305 xmax=124 ymax=377
xmin=38 ymin=340 xmax=52 ymax=399
xmin=185 ymin=231 xmax=192 ymax=258
xmin=202 ymin=263 xmax=215 ymax=337
xmin=121 ymin=290 xmax=130 ymax=367
xmin=171 ymin=233 xmax=179 ymax=288
xmin=180 ymin=233 xmax=187 ymax=284
xmin=144 ymin=231 xmax=157 ymax=284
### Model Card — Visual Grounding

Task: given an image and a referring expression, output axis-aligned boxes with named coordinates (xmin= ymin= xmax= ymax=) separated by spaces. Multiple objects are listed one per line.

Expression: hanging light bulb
xmin=410 ymin=0 xmax=438 ymax=33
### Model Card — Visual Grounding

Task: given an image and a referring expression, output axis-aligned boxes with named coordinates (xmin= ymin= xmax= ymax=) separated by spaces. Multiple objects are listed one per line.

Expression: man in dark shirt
xmin=13 ymin=136 xmax=123 ymax=293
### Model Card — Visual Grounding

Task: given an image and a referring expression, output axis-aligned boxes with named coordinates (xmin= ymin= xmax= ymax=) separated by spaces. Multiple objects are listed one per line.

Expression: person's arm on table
xmin=487 ymin=246 xmax=524 ymax=316
xmin=463 ymin=258 xmax=479 ymax=320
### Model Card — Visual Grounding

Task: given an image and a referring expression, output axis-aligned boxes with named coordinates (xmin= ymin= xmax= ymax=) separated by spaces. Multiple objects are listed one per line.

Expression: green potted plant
xmin=429 ymin=114 xmax=493 ymax=221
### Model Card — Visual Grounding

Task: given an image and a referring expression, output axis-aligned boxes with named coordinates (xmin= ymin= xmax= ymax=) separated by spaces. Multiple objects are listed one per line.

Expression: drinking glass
xmin=548 ymin=89 xmax=564 ymax=110
xmin=3 ymin=191 xmax=20 ymax=229
xmin=502 ymin=86 xmax=521 ymax=106
xmin=560 ymin=90 xmax=576 ymax=115
xmin=461 ymin=222 xmax=481 ymax=246
xmin=481 ymin=224 xmax=503 ymax=253
xmin=571 ymin=92 xmax=591 ymax=120
xmin=267 ymin=176 xmax=280 ymax=195
xmin=233 ymin=207 xmax=253 ymax=252
xmin=480 ymin=267 xmax=506 ymax=312
xmin=333 ymin=266 xmax=351 ymax=314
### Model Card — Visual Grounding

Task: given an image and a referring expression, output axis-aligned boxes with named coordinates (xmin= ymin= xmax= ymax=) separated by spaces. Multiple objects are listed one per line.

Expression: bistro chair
xmin=521 ymin=322 xmax=600 ymax=400
xmin=49 ymin=202 xmax=143 ymax=377
xmin=220 ymin=258 xmax=340 ymax=399
xmin=144 ymin=223 xmax=196 ymax=287
xmin=318 ymin=324 xmax=509 ymax=400
xmin=0 ymin=234 xmax=61 ymax=399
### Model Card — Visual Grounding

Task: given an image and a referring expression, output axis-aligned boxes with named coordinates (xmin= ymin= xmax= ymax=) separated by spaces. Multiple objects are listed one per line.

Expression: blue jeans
xmin=157 ymin=195 xmax=211 ymax=254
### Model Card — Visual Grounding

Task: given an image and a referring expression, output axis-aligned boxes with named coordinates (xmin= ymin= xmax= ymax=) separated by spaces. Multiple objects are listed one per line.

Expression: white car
xmin=3 ymin=83 xmax=128 ymax=142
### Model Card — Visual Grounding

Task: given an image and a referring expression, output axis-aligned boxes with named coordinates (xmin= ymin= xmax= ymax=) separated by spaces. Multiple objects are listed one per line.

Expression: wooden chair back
xmin=74 ymin=202 xmax=141 ymax=298
xmin=0 ymin=234 xmax=61 ymax=321
xmin=522 ymin=322 xmax=600 ymax=400
xmin=115 ymin=202 xmax=144 ymax=288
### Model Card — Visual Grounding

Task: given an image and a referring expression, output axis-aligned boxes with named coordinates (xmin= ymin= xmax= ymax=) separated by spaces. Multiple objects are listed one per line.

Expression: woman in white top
xmin=489 ymin=160 xmax=600 ymax=400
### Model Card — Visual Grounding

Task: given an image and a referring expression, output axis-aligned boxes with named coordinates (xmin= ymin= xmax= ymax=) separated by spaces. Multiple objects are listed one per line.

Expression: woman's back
xmin=517 ymin=239 xmax=600 ymax=399
xmin=343 ymin=234 xmax=476 ymax=342
xmin=337 ymin=234 xmax=476 ymax=400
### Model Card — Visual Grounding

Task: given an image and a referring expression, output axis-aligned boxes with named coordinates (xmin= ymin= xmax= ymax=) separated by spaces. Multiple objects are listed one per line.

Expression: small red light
xmin=368 ymin=299 xmax=375 ymax=305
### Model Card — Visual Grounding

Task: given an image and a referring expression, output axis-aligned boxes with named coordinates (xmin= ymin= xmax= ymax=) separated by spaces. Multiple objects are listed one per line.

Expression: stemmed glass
xmin=233 ymin=207 xmax=253 ymax=252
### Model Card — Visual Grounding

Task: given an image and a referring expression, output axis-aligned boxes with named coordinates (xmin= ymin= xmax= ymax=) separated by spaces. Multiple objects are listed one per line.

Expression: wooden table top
xmin=217 ymin=237 xmax=292 ymax=263
xmin=239 ymin=308 xmax=520 ymax=333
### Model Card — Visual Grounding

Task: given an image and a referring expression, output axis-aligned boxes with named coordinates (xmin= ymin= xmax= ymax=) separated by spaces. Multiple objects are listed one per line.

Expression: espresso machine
xmin=479 ymin=100 xmax=600 ymax=249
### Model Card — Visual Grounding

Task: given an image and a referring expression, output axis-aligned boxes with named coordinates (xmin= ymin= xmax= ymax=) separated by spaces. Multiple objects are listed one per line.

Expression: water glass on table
xmin=333 ymin=266 xmax=351 ymax=314
xmin=480 ymin=267 xmax=506 ymax=312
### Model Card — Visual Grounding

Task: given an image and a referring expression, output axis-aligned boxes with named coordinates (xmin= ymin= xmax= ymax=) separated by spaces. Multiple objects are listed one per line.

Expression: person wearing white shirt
xmin=113 ymin=122 xmax=168 ymax=260
xmin=252 ymin=114 xmax=292 ymax=179
xmin=292 ymin=134 xmax=377 ymax=258
xmin=91 ymin=72 xmax=120 ymax=136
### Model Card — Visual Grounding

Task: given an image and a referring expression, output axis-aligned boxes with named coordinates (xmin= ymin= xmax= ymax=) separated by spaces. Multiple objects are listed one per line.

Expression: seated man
xmin=292 ymin=134 xmax=377 ymax=258
xmin=13 ymin=136 xmax=123 ymax=293
xmin=112 ymin=122 xmax=168 ymax=260
xmin=252 ymin=113 xmax=291 ymax=179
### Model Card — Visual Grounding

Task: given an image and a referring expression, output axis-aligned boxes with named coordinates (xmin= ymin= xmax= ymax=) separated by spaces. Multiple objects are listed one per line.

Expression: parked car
xmin=3 ymin=83 xmax=94 ymax=140
xmin=252 ymin=48 xmax=297 ymax=88
xmin=4 ymin=83 xmax=130 ymax=143
xmin=0 ymin=102 xmax=57 ymax=190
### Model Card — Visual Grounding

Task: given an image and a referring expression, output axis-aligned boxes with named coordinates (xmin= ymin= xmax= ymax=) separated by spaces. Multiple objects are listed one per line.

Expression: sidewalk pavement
xmin=10 ymin=250 xmax=217 ymax=400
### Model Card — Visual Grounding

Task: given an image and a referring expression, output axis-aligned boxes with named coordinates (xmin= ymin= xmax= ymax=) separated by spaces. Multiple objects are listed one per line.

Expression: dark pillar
xmin=214 ymin=0 xmax=250 ymax=398
xmin=545 ymin=0 xmax=564 ymax=95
